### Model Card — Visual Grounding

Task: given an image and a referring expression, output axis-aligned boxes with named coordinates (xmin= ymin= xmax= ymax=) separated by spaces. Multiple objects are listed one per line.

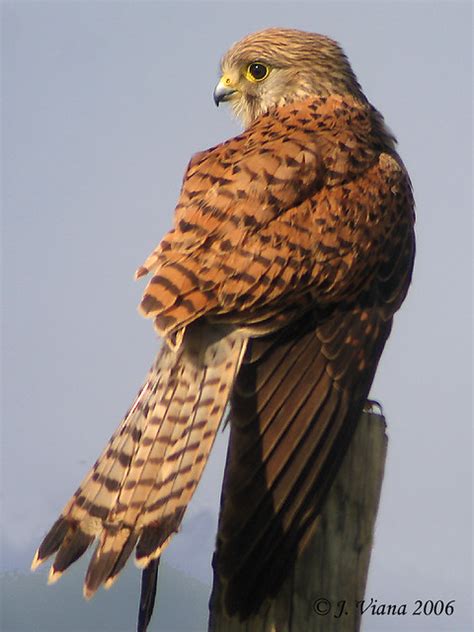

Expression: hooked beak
xmin=213 ymin=76 xmax=237 ymax=106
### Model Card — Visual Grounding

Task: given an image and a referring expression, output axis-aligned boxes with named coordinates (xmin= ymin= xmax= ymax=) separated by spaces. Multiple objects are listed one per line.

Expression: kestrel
xmin=32 ymin=28 xmax=415 ymax=631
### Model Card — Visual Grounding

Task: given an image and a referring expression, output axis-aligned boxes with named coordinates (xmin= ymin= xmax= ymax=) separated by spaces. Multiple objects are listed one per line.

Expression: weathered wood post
xmin=208 ymin=410 xmax=388 ymax=632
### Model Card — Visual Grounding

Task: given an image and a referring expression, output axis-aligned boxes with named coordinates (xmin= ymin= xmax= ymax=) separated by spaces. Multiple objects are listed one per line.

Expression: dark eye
xmin=246 ymin=62 xmax=270 ymax=82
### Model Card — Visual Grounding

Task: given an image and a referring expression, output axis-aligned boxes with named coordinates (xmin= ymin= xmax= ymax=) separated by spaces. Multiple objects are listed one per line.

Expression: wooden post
xmin=209 ymin=410 xmax=388 ymax=632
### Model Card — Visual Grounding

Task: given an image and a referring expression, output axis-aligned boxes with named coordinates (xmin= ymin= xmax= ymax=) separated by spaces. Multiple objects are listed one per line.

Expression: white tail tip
xmin=47 ymin=566 xmax=62 ymax=585
xmin=30 ymin=550 xmax=43 ymax=572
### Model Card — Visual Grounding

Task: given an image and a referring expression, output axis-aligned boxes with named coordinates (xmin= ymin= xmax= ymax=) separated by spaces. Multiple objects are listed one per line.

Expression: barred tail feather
xmin=32 ymin=323 xmax=246 ymax=606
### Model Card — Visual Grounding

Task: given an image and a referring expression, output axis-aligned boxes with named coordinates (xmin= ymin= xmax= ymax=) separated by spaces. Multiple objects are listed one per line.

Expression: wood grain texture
xmin=209 ymin=411 xmax=388 ymax=632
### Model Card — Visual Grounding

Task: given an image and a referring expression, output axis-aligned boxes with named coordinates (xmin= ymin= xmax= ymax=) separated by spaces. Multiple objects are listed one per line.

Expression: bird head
xmin=214 ymin=28 xmax=365 ymax=128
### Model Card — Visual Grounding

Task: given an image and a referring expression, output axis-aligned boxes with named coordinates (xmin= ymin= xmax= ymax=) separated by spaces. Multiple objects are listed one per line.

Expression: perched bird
xmin=32 ymin=27 xmax=415 ymax=631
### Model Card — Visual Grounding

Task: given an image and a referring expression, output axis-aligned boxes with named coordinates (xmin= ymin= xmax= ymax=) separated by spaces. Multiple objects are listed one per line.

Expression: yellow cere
xmin=221 ymin=74 xmax=234 ymax=87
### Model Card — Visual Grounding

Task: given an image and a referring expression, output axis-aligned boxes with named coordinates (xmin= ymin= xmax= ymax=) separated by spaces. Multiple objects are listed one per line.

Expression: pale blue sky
xmin=2 ymin=1 xmax=472 ymax=631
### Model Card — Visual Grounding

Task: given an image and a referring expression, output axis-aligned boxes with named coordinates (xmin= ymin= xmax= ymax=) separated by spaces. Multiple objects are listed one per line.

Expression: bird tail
xmin=31 ymin=323 xmax=246 ymax=608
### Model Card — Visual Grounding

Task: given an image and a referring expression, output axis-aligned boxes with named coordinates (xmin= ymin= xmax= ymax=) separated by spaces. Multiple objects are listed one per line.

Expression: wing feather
xmin=212 ymin=305 xmax=393 ymax=617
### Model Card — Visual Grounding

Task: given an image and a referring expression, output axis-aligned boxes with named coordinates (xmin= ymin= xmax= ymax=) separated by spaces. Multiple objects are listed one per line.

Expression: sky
xmin=1 ymin=1 xmax=472 ymax=631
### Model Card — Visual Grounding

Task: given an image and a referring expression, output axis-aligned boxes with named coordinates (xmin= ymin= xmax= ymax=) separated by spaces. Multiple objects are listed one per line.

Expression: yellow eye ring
xmin=245 ymin=62 xmax=270 ymax=82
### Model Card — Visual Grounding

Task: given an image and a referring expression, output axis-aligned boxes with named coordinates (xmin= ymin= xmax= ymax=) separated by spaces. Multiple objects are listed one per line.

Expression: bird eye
xmin=246 ymin=62 xmax=270 ymax=82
